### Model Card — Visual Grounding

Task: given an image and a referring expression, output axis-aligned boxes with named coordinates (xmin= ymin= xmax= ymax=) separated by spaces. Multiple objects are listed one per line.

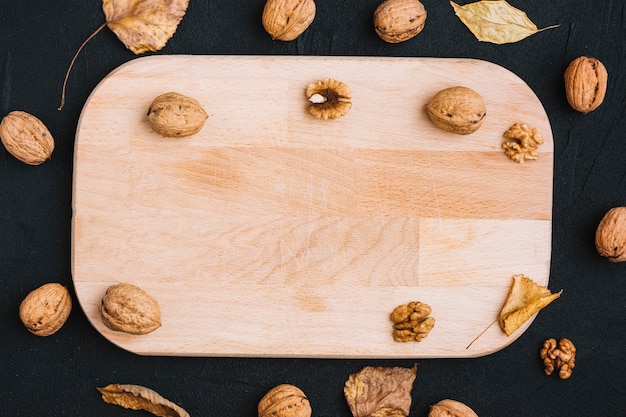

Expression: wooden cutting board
xmin=72 ymin=55 xmax=554 ymax=358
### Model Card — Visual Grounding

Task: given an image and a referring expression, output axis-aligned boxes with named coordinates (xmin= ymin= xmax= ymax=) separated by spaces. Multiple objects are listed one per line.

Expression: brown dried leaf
xmin=344 ymin=365 xmax=417 ymax=417
xmin=499 ymin=274 xmax=562 ymax=336
xmin=103 ymin=0 xmax=189 ymax=54
xmin=450 ymin=1 xmax=559 ymax=44
xmin=59 ymin=0 xmax=189 ymax=109
xmin=98 ymin=384 xmax=190 ymax=417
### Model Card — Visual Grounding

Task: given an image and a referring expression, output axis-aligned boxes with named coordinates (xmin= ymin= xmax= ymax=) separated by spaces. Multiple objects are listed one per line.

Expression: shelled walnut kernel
xmin=540 ymin=338 xmax=576 ymax=379
xmin=305 ymin=79 xmax=352 ymax=120
xmin=502 ymin=122 xmax=544 ymax=163
xmin=390 ymin=301 xmax=435 ymax=342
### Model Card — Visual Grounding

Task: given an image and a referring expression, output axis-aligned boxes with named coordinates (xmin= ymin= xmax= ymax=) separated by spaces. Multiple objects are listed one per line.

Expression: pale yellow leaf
xmin=103 ymin=0 xmax=190 ymax=54
xmin=98 ymin=384 xmax=190 ymax=417
xmin=450 ymin=1 xmax=559 ymax=44
xmin=499 ymin=274 xmax=562 ymax=336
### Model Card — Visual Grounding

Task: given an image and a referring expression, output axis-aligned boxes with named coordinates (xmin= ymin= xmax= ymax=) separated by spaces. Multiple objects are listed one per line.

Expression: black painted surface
xmin=1 ymin=1 xmax=625 ymax=415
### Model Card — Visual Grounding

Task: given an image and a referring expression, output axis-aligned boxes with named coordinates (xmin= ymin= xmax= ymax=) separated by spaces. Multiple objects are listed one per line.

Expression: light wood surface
xmin=72 ymin=55 xmax=554 ymax=358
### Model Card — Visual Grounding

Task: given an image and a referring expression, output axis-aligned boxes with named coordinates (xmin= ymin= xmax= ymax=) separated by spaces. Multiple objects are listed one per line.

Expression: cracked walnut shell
xmin=564 ymin=56 xmax=607 ymax=114
xmin=19 ymin=283 xmax=72 ymax=336
xmin=100 ymin=283 xmax=161 ymax=335
xmin=540 ymin=338 xmax=576 ymax=379
xmin=305 ymin=79 xmax=352 ymax=120
xmin=425 ymin=86 xmax=486 ymax=135
xmin=595 ymin=206 xmax=626 ymax=262
xmin=258 ymin=384 xmax=311 ymax=417
xmin=262 ymin=0 xmax=316 ymax=41
xmin=374 ymin=0 xmax=427 ymax=43
xmin=0 ymin=111 xmax=55 ymax=165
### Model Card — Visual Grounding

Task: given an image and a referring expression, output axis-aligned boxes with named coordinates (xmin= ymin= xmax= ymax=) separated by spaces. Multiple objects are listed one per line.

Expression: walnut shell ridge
xmin=0 ymin=111 xmax=55 ymax=165
xmin=595 ymin=206 xmax=626 ymax=262
xmin=19 ymin=283 xmax=72 ymax=336
xmin=374 ymin=0 xmax=427 ymax=43
xmin=258 ymin=384 xmax=312 ymax=417
xmin=262 ymin=0 xmax=316 ymax=41
xmin=100 ymin=283 xmax=161 ymax=335
xmin=429 ymin=399 xmax=478 ymax=417
xmin=564 ymin=56 xmax=608 ymax=114
xmin=425 ymin=86 xmax=486 ymax=135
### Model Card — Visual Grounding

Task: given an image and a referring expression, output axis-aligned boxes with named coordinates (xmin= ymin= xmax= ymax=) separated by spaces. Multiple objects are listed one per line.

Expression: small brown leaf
xmin=344 ymin=365 xmax=417 ymax=417
xmin=450 ymin=0 xmax=559 ymax=44
xmin=98 ymin=384 xmax=190 ymax=417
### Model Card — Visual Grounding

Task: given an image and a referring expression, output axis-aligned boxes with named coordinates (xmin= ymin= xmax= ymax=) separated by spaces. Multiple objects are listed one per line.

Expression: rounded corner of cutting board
xmin=72 ymin=54 xmax=554 ymax=358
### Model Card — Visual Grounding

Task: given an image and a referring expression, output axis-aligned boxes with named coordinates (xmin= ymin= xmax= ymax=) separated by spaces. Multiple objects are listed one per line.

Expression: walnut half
xmin=390 ymin=301 xmax=435 ymax=342
xmin=540 ymin=338 xmax=576 ymax=379
xmin=305 ymin=79 xmax=352 ymax=120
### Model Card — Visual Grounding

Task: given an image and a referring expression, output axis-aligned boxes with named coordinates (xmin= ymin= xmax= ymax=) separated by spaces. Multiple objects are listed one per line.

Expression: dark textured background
xmin=1 ymin=1 xmax=625 ymax=416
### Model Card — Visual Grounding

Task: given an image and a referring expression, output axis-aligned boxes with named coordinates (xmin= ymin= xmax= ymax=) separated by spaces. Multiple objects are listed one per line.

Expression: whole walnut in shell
xmin=595 ymin=206 xmax=626 ymax=262
xmin=19 ymin=283 xmax=72 ymax=336
xmin=425 ymin=86 xmax=486 ymax=135
xmin=100 ymin=283 xmax=161 ymax=335
xmin=373 ymin=0 xmax=427 ymax=43
xmin=147 ymin=92 xmax=208 ymax=137
xmin=258 ymin=384 xmax=311 ymax=417
xmin=262 ymin=0 xmax=316 ymax=41
xmin=564 ymin=56 xmax=608 ymax=114
xmin=0 ymin=111 xmax=55 ymax=165
xmin=429 ymin=399 xmax=478 ymax=417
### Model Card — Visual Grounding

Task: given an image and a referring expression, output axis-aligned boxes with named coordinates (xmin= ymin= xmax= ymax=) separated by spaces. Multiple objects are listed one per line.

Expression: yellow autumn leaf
xmin=450 ymin=1 xmax=559 ymax=44
xmin=98 ymin=384 xmax=190 ymax=417
xmin=103 ymin=0 xmax=190 ymax=54
xmin=499 ymin=274 xmax=562 ymax=336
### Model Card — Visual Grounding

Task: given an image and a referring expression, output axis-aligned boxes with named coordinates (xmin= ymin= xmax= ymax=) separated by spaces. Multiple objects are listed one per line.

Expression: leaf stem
xmin=465 ymin=318 xmax=498 ymax=349
xmin=58 ymin=22 xmax=107 ymax=111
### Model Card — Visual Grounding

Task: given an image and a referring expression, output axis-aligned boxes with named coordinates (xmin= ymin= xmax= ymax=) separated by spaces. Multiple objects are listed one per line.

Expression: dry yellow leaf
xmin=98 ymin=384 xmax=190 ymax=417
xmin=103 ymin=0 xmax=189 ymax=54
xmin=499 ymin=274 xmax=562 ymax=336
xmin=59 ymin=0 xmax=189 ymax=109
xmin=450 ymin=1 xmax=559 ymax=44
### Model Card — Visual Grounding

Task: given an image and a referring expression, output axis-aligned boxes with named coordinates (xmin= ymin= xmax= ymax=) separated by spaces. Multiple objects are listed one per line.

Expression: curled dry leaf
xmin=499 ymin=274 xmax=562 ymax=336
xmin=344 ymin=364 xmax=417 ymax=417
xmin=59 ymin=0 xmax=189 ymax=109
xmin=450 ymin=0 xmax=559 ymax=44
xmin=98 ymin=384 xmax=190 ymax=417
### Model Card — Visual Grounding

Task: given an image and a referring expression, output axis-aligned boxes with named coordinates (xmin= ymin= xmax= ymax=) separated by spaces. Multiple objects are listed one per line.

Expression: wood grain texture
xmin=72 ymin=55 xmax=554 ymax=358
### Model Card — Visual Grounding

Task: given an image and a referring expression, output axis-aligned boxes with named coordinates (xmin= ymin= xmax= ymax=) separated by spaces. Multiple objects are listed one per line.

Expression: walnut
xmin=305 ymin=79 xmax=352 ymax=120
xmin=502 ymin=122 xmax=544 ymax=163
xmin=147 ymin=92 xmax=208 ymax=137
xmin=595 ymin=206 xmax=626 ymax=262
xmin=429 ymin=399 xmax=478 ymax=417
xmin=100 ymin=283 xmax=161 ymax=335
xmin=258 ymin=384 xmax=311 ymax=417
xmin=19 ymin=283 xmax=72 ymax=336
xmin=425 ymin=86 xmax=486 ymax=135
xmin=373 ymin=0 xmax=427 ymax=43
xmin=564 ymin=56 xmax=608 ymax=114
xmin=0 ymin=111 xmax=55 ymax=165
xmin=540 ymin=338 xmax=576 ymax=379
xmin=390 ymin=301 xmax=435 ymax=342
xmin=262 ymin=0 xmax=316 ymax=41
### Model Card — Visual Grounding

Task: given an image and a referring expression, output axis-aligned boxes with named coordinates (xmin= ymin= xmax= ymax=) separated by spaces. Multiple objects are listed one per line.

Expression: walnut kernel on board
xmin=390 ymin=301 xmax=435 ymax=342
xmin=502 ymin=122 xmax=544 ymax=163
xmin=305 ymin=78 xmax=352 ymax=120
